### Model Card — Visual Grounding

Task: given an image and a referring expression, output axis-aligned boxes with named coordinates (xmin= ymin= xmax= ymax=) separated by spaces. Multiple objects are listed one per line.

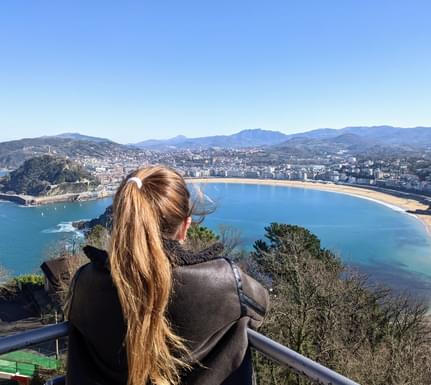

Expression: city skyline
xmin=1 ymin=0 xmax=430 ymax=142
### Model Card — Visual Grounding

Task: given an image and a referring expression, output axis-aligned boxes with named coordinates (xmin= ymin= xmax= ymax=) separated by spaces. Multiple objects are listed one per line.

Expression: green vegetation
xmin=82 ymin=205 xmax=113 ymax=232
xmin=250 ymin=223 xmax=431 ymax=385
xmin=1 ymin=155 xmax=97 ymax=196
xmin=185 ymin=223 xmax=219 ymax=250
xmin=13 ymin=274 xmax=44 ymax=288
xmin=86 ymin=224 xmax=110 ymax=249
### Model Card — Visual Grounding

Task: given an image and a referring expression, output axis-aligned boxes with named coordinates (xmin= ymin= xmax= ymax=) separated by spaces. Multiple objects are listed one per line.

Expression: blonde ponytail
xmin=110 ymin=166 xmax=191 ymax=385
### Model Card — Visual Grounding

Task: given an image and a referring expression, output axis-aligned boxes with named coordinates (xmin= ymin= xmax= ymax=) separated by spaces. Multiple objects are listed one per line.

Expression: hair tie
xmin=127 ymin=177 xmax=143 ymax=189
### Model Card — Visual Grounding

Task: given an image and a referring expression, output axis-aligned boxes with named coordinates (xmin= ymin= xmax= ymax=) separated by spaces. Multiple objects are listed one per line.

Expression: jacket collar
xmin=163 ymin=239 xmax=224 ymax=266
xmin=83 ymin=240 xmax=224 ymax=270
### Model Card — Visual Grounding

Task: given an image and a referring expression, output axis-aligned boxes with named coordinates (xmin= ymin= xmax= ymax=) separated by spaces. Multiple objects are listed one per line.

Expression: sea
xmin=1 ymin=182 xmax=431 ymax=301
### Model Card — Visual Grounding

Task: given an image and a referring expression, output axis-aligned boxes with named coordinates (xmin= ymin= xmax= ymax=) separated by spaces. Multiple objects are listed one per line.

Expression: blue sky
xmin=0 ymin=0 xmax=430 ymax=143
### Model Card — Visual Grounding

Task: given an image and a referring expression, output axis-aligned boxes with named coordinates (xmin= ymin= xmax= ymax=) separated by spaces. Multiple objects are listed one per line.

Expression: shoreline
xmin=1 ymin=177 xmax=430 ymax=235
xmin=187 ymin=178 xmax=431 ymax=236
xmin=0 ymin=190 xmax=114 ymax=206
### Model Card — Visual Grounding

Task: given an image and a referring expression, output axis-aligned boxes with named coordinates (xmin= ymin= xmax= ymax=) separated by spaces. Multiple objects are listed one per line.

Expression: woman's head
xmin=110 ymin=165 xmax=192 ymax=385
xmin=115 ymin=166 xmax=192 ymax=241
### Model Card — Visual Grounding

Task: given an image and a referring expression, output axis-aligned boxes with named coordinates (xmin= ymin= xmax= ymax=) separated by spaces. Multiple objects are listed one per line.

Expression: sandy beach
xmin=188 ymin=178 xmax=431 ymax=235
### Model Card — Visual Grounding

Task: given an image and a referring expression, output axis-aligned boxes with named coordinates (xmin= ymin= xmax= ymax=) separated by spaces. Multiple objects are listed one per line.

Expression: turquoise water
xmin=0 ymin=198 xmax=112 ymax=274
xmin=200 ymin=184 xmax=431 ymax=299
xmin=1 ymin=183 xmax=431 ymax=300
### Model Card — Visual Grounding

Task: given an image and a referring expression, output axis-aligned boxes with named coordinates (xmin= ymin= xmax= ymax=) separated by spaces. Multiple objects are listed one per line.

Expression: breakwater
xmin=0 ymin=191 xmax=113 ymax=206
xmin=0 ymin=194 xmax=28 ymax=205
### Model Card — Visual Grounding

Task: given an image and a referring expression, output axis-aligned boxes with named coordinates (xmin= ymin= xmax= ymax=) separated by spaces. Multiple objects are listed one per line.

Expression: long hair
xmin=110 ymin=166 xmax=191 ymax=385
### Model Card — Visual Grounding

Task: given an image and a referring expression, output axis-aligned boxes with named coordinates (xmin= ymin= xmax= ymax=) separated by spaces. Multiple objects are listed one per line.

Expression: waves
xmin=42 ymin=221 xmax=85 ymax=237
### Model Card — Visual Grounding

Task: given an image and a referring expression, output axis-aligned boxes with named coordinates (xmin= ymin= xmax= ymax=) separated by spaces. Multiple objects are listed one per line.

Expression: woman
xmin=66 ymin=166 xmax=269 ymax=385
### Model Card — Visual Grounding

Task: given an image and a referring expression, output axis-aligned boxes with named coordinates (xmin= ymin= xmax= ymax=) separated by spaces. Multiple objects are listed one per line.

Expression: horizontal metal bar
xmin=247 ymin=328 xmax=360 ymax=385
xmin=0 ymin=322 xmax=70 ymax=355
xmin=0 ymin=322 xmax=360 ymax=385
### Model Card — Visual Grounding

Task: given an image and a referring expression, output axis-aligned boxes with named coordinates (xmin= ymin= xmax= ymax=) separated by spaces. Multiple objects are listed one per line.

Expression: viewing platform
xmin=0 ymin=322 xmax=360 ymax=385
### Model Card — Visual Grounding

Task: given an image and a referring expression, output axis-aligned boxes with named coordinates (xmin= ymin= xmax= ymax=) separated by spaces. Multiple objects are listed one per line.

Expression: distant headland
xmin=0 ymin=155 xmax=106 ymax=206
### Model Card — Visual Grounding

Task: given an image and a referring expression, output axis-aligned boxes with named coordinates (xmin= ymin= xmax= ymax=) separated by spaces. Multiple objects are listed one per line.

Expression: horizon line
xmin=1 ymin=124 xmax=431 ymax=145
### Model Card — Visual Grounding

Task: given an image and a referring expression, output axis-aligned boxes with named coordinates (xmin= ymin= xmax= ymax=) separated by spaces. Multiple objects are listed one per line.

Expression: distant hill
xmin=0 ymin=155 xmax=98 ymax=196
xmin=133 ymin=135 xmax=188 ymax=148
xmin=269 ymin=126 xmax=431 ymax=157
xmin=281 ymin=126 xmax=431 ymax=147
xmin=0 ymin=135 xmax=135 ymax=169
xmin=133 ymin=129 xmax=289 ymax=149
xmin=53 ymin=133 xmax=113 ymax=143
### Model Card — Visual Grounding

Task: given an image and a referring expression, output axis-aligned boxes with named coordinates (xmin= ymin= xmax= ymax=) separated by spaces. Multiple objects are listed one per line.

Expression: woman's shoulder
xmin=169 ymin=244 xmax=269 ymax=356
xmin=168 ymin=240 xmax=238 ymax=289
xmin=82 ymin=245 xmax=110 ymax=270
xmin=79 ymin=240 xmax=225 ymax=269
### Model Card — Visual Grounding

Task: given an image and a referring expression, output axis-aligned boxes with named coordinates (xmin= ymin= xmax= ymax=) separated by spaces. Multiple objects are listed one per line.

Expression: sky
xmin=0 ymin=0 xmax=430 ymax=143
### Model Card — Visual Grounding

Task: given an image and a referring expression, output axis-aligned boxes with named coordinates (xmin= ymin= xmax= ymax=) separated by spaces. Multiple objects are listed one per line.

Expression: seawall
xmin=0 ymin=191 xmax=113 ymax=206
xmin=0 ymin=193 xmax=28 ymax=205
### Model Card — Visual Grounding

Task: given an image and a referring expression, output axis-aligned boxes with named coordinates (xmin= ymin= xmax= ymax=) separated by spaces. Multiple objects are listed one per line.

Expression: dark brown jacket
xmin=65 ymin=241 xmax=269 ymax=385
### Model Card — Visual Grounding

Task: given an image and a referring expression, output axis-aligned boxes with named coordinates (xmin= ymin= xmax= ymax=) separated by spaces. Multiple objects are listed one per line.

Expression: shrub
xmin=251 ymin=223 xmax=431 ymax=385
xmin=14 ymin=274 xmax=44 ymax=288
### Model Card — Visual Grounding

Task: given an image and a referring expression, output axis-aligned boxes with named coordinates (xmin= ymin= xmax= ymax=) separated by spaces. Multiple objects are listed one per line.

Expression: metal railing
xmin=247 ymin=329 xmax=359 ymax=385
xmin=0 ymin=322 xmax=360 ymax=385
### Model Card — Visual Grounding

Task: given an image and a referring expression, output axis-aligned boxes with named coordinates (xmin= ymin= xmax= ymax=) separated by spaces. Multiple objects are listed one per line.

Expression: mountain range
xmin=133 ymin=129 xmax=288 ymax=149
xmin=0 ymin=126 xmax=430 ymax=168
xmin=132 ymin=126 xmax=431 ymax=150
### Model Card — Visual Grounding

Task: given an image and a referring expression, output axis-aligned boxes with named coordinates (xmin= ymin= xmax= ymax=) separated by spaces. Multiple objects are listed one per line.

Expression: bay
xmin=200 ymin=183 xmax=431 ymax=300
xmin=0 ymin=183 xmax=430 ymax=301
xmin=0 ymin=198 xmax=112 ymax=275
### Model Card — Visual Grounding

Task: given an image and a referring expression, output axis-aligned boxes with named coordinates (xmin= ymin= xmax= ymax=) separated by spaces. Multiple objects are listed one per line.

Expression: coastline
xmin=187 ymin=178 xmax=431 ymax=236
xmin=0 ymin=190 xmax=114 ymax=206
xmin=1 ymin=176 xmax=430 ymax=236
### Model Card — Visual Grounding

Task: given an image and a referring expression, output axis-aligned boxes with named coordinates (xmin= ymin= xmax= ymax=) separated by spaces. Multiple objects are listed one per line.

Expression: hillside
xmin=53 ymin=133 xmax=113 ymax=143
xmin=0 ymin=136 xmax=136 ymax=169
xmin=0 ymin=155 xmax=99 ymax=196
